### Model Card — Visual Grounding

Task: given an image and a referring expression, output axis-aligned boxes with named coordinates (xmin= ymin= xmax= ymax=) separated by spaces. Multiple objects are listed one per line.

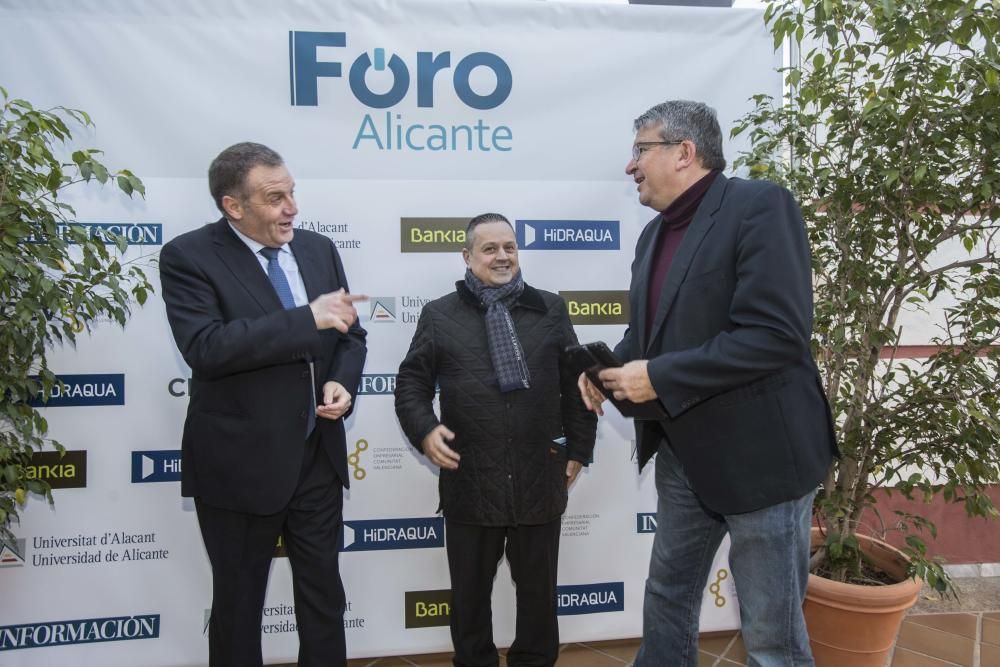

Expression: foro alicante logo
xmin=340 ymin=517 xmax=444 ymax=552
xmin=289 ymin=31 xmax=514 ymax=153
xmin=559 ymin=291 xmax=630 ymax=325
xmin=556 ymin=582 xmax=625 ymax=616
xmin=0 ymin=615 xmax=160 ymax=651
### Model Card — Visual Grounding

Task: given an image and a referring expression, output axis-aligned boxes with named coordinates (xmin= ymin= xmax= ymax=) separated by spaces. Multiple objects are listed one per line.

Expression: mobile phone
xmin=563 ymin=342 xmax=667 ymax=421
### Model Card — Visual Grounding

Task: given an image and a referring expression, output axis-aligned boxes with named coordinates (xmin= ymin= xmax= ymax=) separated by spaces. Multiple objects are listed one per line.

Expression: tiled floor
xmin=313 ymin=611 xmax=1000 ymax=666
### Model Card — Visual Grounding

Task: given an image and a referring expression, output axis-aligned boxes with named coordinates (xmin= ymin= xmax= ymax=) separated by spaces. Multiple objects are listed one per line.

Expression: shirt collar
xmin=227 ymin=220 xmax=290 ymax=256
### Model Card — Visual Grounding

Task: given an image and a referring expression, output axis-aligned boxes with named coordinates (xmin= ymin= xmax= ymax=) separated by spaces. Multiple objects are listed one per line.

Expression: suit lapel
xmin=633 ymin=217 xmax=659 ymax=352
xmin=644 ymin=174 xmax=728 ymax=355
xmin=211 ymin=218 xmax=283 ymax=313
xmin=289 ymin=233 xmax=324 ymax=300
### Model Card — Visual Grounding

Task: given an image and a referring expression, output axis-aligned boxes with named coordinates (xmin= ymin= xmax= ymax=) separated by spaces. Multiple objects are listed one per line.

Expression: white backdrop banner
xmin=0 ymin=0 xmax=780 ymax=664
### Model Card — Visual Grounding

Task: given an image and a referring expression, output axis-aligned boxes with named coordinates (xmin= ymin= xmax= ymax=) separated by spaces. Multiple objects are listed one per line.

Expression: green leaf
xmin=0 ymin=92 xmax=150 ymax=542
xmin=92 ymin=162 xmax=108 ymax=184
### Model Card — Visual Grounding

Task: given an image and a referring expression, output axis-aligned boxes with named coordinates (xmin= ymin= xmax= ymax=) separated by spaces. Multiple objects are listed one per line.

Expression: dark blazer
xmin=616 ymin=174 xmax=837 ymax=515
xmin=160 ymin=218 xmax=367 ymax=514
xmin=394 ymin=282 xmax=597 ymax=526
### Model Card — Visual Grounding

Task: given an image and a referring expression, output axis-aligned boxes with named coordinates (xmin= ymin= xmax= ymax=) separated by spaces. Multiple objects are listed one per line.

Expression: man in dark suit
xmin=579 ymin=101 xmax=836 ymax=666
xmin=160 ymin=142 xmax=367 ymax=667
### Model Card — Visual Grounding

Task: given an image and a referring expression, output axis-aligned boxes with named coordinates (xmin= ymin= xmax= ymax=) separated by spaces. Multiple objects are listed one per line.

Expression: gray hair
xmin=465 ymin=212 xmax=513 ymax=249
xmin=208 ymin=142 xmax=284 ymax=214
xmin=634 ymin=100 xmax=726 ymax=171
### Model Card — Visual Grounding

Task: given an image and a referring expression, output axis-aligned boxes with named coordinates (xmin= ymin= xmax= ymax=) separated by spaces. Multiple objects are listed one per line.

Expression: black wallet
xmin=564 ymin=341 xmax=667 ymax=421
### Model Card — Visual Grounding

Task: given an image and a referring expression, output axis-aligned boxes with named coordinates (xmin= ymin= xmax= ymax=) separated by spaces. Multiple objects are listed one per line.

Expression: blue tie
xmin=259 ymin=247 xmax=296 ymax=310
xmin=259 ymin=247 xmax=315 ymax=435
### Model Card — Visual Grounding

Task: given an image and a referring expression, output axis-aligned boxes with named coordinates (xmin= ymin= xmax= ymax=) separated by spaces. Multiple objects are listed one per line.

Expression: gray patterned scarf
xmin=464 ymin=268 xmax=531 ymax=393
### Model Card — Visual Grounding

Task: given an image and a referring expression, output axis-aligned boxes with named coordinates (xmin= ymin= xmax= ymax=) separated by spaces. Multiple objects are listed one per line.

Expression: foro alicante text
xmin=289 ymin=32 xmax=515 ymax=153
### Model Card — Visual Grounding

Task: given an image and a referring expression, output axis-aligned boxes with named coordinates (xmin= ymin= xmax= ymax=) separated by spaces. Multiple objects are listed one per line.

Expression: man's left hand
xmin=598 ymin=360 xmax=657 ymax=403
xmin=317 ymin=381 xmax=351 ymax=420
xmin=566 ymin=460 xmax=583 ymax=487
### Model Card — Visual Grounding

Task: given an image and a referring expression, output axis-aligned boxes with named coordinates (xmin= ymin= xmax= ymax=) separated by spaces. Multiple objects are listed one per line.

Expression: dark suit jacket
xmin=616 ymin=174 xmax=836 ymax=514
xmin=160 ymin=218 xmax=367 ymax=515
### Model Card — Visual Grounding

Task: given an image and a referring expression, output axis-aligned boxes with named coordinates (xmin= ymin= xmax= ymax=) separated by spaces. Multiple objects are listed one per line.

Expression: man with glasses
xmin=578 ymin=100 xmax=836 ymax=666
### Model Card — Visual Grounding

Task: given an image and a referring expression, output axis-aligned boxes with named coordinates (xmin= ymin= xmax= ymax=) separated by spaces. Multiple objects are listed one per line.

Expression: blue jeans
xmin=634 ymin=443 xmax=815 ymax=667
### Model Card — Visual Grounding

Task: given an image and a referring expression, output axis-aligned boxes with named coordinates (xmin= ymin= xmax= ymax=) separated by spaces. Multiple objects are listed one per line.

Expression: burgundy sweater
xmin=645 ymin=169 xmax=721 ymax=341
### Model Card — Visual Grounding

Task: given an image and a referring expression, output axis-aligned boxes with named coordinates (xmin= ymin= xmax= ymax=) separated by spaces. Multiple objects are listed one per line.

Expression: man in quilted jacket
xmin=395 ymin=212 xmax=597 ymax=667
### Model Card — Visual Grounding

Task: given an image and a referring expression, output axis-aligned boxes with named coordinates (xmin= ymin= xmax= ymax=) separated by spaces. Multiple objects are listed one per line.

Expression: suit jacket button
xmin=299 ymin=411 xmax=307 ymax=419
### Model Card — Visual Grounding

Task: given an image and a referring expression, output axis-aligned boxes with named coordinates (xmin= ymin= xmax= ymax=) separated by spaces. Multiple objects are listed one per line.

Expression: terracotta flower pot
xmin=804 ymin=527 xmax=922 ymax=666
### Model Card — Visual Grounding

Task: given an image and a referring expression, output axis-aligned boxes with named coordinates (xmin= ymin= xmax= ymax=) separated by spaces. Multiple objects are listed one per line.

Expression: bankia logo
xmin=516 ymin=220 xmax=620 ymax=251
xmin=0 ymin=614 xmax=160 ymax=651
xmin=26 ymin=451 xmax=87 ymax=490
xmin=559 ymin=291 xmax=630 ymax=325
xmin=636 ymin=512 xmax=657 ymax=533
xmin=401 ymin=218 xmax=467 ymax=252
xmin=29 ymin=374 xmax=125 ymax=407
xmin=131 ymin=450 xmax=182 ymax=483
xmin=341 ymin=518 xmax=444 ymax=552
xmin=274 ymin=534 xmax=288 ymax=559
xmin=556 ymin=582 xmax=625 ymax=616
xmin=0 ymin=539 xmax=26 ymax=568
xmin=404 ymin=589 xmax=451 ymax=628
xmin=25 ymin=222 xmax=163 ymax=246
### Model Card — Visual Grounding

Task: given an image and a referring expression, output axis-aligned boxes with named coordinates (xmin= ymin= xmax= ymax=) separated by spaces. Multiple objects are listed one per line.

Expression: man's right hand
xmin=578 ymin=372 xmax=607 ymax=417
xmin=421 ymin=425 xmax=460 ymax=470
xmin=310 ymin=289 xmax=368 ymax=333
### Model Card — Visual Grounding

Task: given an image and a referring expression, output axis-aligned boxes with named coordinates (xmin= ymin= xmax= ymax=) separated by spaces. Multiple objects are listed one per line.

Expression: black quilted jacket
xmin=394 ymin=281 xmax=597 ymax=526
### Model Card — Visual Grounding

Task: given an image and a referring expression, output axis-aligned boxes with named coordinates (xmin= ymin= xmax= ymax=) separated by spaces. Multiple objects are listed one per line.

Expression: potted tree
xmin=0 ymin=87 xmax=151 ymax=547
xmin=732 ymin=0 xmax=1000 ymax=663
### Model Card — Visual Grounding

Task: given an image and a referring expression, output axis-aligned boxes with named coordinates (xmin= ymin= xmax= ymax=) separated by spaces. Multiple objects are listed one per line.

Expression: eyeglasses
xmin=631 ymin=141 xmax=682 ymax=162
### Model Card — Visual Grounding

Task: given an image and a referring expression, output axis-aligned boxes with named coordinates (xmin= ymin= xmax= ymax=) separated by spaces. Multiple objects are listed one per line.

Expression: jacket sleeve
xmin=320 ymin=243 xmax=367 ymax=418
xmin=613 ymin=327 xmax=637 ymax=363
xmin=557 ymin=299 xmax=598 ymax=465
xmin=647 ymin=183 xmax=814 ymax=417
xmin=394 ymin=306 xmax=440 ymax=453
xmin=159 ymin=239 xmax=323 ymax=380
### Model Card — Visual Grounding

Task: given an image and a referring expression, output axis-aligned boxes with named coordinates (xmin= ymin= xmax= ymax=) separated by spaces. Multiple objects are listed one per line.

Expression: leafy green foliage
xmin=735 ymin=0 xmax=1000 ymax=593
xmin=0 ymin=87 xmax=151 ymax=543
